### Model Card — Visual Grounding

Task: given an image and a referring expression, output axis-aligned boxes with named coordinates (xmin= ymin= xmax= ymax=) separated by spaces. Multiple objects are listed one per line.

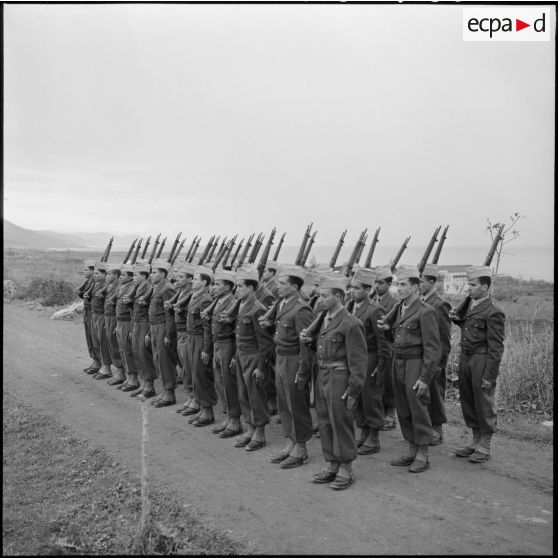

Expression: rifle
xmin=230 ymin=238 xmax=244 ymax=268
xmin=354 ymin=230 xmax=368 ymax=265
xmin=101 ymin=237 xmax=114 ymax=262
xmin=188 ymin=237 xmax=201 ymax=263
xmin=329 ymin=229 xmax=347 ymax=269
xmin=122 ymin=238 xmax=137 ymax=264
xmin=131 ymin=238 xmax=143 ymax=265
xmin=212 ymin=238 xmax=232 ymax=271
xmin=364 ymin=227 xmax=380 ymax=268
xmin=222 ymin=235 xmax=237 ymax=268
xmin=249 ymin=233 xmax=264 ymax=264
xmin=301 ymin=230 xmax=317 ymax=267
xmin=171 ymin=238 xmax=186 ymax=265
xmin=197 ymin=235 xmax=215 ymax=265
xmin=454 ymin=223 xmax=505 ymax=317
xmin=418 ymin=226 xmax=441 ymax=274
xmin=257 ymin=228 xmax=276 ymax=277
xmin=271 ymin=232 xmax=285 ymax=262
xmin=184 ymin=236 xmax=197 ymax=262
xmin=167 ymin=232 xmax=182 ymax=264
xmin=295 ymin=223 xmax=313 ymax=266
xmin=206 ymin=236 xmax=222 ymax=264
xmin=391 ymin=236 xmax=411 ymax=272
xmin=148 ymin=233 xmax=161 ymax=265
xmin=141 ymin=236 xmax=151 ymax=260
xmin=344 ymin=229 xmax=367 ymax=275
xmin=155 ymin=236 xmax=167 ymax=259
xmin=236 ymin=233 xmax=254 ymax=269
xmin=431 ymin=225 xmax=449 ymax=264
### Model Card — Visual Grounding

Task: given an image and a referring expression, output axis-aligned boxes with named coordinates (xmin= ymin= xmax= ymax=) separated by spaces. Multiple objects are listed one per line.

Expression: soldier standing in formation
xmin=89 ymin=262 xmax=113 ymax=380
xmin=104 ymin=263 xmax=126 ymax=385
xmin=113 ymin=263 xmax=136 ymax=387
xmin=77 ymin=259 xmax=100 ymax=374
xmin=450 ymin=266 xmax=506 ymax=463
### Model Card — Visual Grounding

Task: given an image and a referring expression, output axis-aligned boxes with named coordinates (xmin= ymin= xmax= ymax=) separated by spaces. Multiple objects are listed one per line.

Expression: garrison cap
xmin=319 ymin=273 xmax=347 ymax=293
xmin=133 ymin=260 xmax=151 ymax=274
xmin=277 ymin=263 xmax=306 ymax=281
xmin=175 ymin=261 xmax=196 ymax=276
xmin=421 ymin=263 xmax=439 ymax=278
xmin=195 ymin=265 xmax=214 ymax=279
xmin=106 ymin=261 xmax=122 ymax=272
xmin=396 ymin=265 xmax=420 ymax=280
xmin=374 ymin=265 xmax=393 ymax=281
xmin=266 ymin=261 xmax=279 ymax=271
xmin=95 ymin=261 xmax=108 ymax=272
xmin=152 ymin=258 xmax=172 ymax=272
xmin=84 ymin=259 xmax=96 ymax=268
xmin=121 ymin=263 xmax=134 ymax=273
xmin=352 ymin=268 xmax=376 ymax=288
xmin=466 ymin=265 xmax=492 ymax=280
xmin=214 ymin=268 xmax=236 ymax=283
xmin=236 ymin=264 xmax=259 ymax=283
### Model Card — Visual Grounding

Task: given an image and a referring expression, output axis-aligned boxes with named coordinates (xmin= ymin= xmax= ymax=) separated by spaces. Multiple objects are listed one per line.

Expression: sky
xmin=3 ymin=3 xmax=555 ymax=253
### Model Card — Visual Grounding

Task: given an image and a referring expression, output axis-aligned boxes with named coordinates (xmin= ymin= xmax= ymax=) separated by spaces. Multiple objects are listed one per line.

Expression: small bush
xmin=18 ymin=278 xmax=77 ymax=307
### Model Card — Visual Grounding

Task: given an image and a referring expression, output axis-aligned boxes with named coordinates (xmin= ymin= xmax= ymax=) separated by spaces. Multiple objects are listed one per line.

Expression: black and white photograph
xmin=3 ymin=2 xmax=554 ymax=555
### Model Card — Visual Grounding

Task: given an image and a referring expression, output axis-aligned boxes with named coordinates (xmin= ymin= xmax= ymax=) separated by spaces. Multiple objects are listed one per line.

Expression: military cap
xmin=319 ymin=273 xmax=347 ymax=293
xmin=214 ymin=268 xmax=236 ymax=283
xmin=236 ymin=265 xmax=259 ymax=283
xmin=266 ymin=261 xmax=279 ymax=271
xmin=152 ymin=258 xmax=172 ymax=272
xmin=84 ymin=259 xmax=96 ymax=268
xmin=106 ymin=261 xmax=122 ymax=272
xmin=466 ymin=265 xmax=492 ymax=280
xmin=352 ymin=268 xmax=376 ymax=288
xmin=95 ymin=261 xmax=108 ymax=272
xmin=277 ymin=263 xmax=306 ymax=281
xmin=375 ymin=265 xmax=393 ymax=281
xmin=175 ymin=261 xmax=196 ymax=276
xmin=121 ymin=263 xmax=134 ymax=273
xmin=421 ymin=263 xmax=439 ymax=278
xmin=195 ymin=265 xmax=214 ymax=279
xmin=396 ymin=265 xmax=420 ymax=280
xmin=133 ymin=260 xmax=151 ymax=274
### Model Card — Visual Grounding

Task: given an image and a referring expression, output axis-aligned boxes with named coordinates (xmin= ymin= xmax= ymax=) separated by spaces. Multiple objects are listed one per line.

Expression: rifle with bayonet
xmin=188 ymin=237 xmax=201 ymax=263
xmin=184 ymin=236 xmax=197 ymax=262
xmin=206 ymin=236 xmax=221 ymax=264
xmin=171 ymin=238 xmax=186 ymax=265
xmin=155 ymin=236 xmax=167 ymax=259
xmin=222 ymin=235 xmax=237 ymax=268
xmin=197 ymin=236 xmax=215 ymax=266
xmin=364 ymin=227 xmax=380 ymax=269
xmin=167 ymin=232 xmax=182 ymax=264
xmin=329 ymin=229 xmax=347 ymax=269
xmin=141 ymin=236 xmax=151 ymax=260
xmin=295 ymin=223 xmax=313 ymax=266
xmin=301 ymin=230 xmax=317 ymax=267
xmin=230 ymin=238 xmax=244 ymax=268
xmin=271 ymin=232 xmax=285 ymax=262
xmin=418 ymin=226 xmax=441 ymax=274
xmin=236 ymin=233 xmax=254 ymax=269
xmin=212 ymin=238 xmax=233 ymax=271
xmin=130 ymin=238 xmax=143 ymax=265
xmin=122 ymin=238 xmax=137 ymax=264
xmin=431 ymin=225 xmax=449 ymax=264
xmin=257 ymin=228 xmax=276 ymax=277
xmin=101 ymin=237 xmax=114 ymax=262
xmin=249 ymin=233 xmax=264 ymax=264
xmin=148 ymin=234 xmax=161 ymax=265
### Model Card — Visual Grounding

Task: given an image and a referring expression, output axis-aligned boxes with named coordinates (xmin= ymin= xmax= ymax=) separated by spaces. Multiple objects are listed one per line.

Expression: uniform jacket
xmin=171 ymin=286 xmax=192 ymax=331
xmin=346 ymin=298 xmax=391 ymax=368
xmin=256 ymin=284 xmax=276 ymax=308
xmin=77 ymin=277 xmax=94 ymax=309
xmin=423 ymin=290 xmax=452 ymax=370
xmin=451 ymin=296 xmax=505 ymax=383
xmin=209 ymin=293 xmax=236 ymax=342
xmin=385 ymin=297 xmax=442 ymax=384
xmin=185 ymin=291 xmax=213 ymax=353
xmin=271 ymin=295 xmax=313 ymax=356
xmin=148 ymin=279 xmax=176 ymax=336
xmin=262 ymin=277 xmax=279 ymax=299
xmin=312 ymin=307 xmax=368 ymax=398
xmin=103 ymin=279 xmax=120 ymax=317
xmin=90 ymin=279 xmax=108 ymax=313
xmin=235 ymin=294 xmax=274 ymax=371
xmin=115 ymin=280 xmax=135 ymax=321
xmin=374 ymin=290 xmax=398 ymax=314
xmin=131 ymin=280 xmax=152 ymax=323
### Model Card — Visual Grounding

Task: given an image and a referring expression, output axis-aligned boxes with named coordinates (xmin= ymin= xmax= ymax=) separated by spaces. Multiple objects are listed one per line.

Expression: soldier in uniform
xmin=378 ymin=265 xmax=441 ymax=473
xmin=112 ymin=263 xmax=136 ymax=387
xmin=373 ymin=265 xmax=399 ymax=431
xmin=147 ymin=259 xmax=177 ymax=407
xmin=450 ymin=266 xmax=505 ymax=463
xmin=347 ymin=268 xmax=392 ymax=455
xmin=183 ymin=266 xmax=217 ymax=425
xmin=261 ymin=261 xmax=279 ymax=299
xmin=260 ymin=264 xmax=314 ymax=468
xmin=301 ymin=273 xmax=367 ymax=490
xmin=232 ymin=266 xmax=275 ymax=451
xmin=419 ymin=263 xmax=452 ymax=445
xmin=77 ymin=259 xmax=100 ymax=374
xmin=103 ymin=262 xmax=126 ymax=385
xmin=89 ymin=262 xmax=113 ymax=380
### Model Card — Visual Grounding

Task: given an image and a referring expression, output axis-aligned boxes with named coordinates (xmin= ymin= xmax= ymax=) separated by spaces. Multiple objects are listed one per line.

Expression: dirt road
xmin=3 ymin=304 xmax=553 ymax=554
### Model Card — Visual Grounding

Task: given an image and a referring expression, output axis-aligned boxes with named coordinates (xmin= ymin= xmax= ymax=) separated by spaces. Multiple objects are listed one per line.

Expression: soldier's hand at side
xmin=201 ymin=351 xmax=210 ymax=365
xmin=144 ymin=335 xmax=151 ymax=348
xmin=252 ymin=368 xmax=266 ymax=386
xmin=481 ymin=378 xmax=493 ymax=392
xmin=229 ymin=358 xmax=236 ymax=370
xmin=299 ymin=329 xmax=312 ymax=343
xmin=377 ymin=317 xmax=389 ymax=331
xmin=294 ymin=374 xmax=307 ymax=391
xmin=128 ymin=332 xmax=132 ymax=341
xmin=341 ymin=389 xmax=357 ymax=411
xmin=413 ymin=379 xmax=428 ymax=398
xmin=259 ymin=317 xmax=271 ymax=329
xmin=164 ymin=336 xmax=171 ymax=348
xmin=448 ymin=309 xmax=457 ymax=320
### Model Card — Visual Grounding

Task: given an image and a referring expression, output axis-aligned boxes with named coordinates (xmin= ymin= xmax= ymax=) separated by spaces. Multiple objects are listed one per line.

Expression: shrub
xmin=18 ymin=278 xmax=77 ymax=307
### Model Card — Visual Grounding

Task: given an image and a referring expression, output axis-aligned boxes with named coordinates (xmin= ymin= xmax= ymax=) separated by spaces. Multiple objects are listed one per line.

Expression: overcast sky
xmin=3 ymin=3 xmax=555 ymax=250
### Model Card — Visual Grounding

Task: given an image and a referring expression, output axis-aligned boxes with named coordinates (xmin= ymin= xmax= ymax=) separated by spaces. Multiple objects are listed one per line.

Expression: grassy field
xmin=2 ymin=392 xmax=247 ymax=556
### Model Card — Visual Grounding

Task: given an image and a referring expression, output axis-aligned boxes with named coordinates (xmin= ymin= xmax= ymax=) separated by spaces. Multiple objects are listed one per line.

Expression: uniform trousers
xmin=83 ymin=307 xmax=98 ymax=361
xmin=236 ymin=351 xmax=270 ymax=427
xmin=428 ymin=367 xmax=447 ymax=427
xmin=458 ymin=353 xmax=497 ymax=434
xmin=131 ymin=321 xmax=157 ymax=382
xmin=176 ymin=331 xmax=194 ymax=396
xmin=316 ymin=365 xmax=357 ymax=463
xmin=382 ymin=345 xmax=395 ymax=409
xmin=104 ymin=315 xmax=123 ymax=370
xmin=393 ymin=357 xmax=432 ymax=447
xmin=354 ymin=351 xmax=384 ymax=431
xmin=213 ymin=339 xmax=240 ymax=418
xmin=91 ymin=312 xmax=112 ymax=366
xmin=150 ymin=323 xmax=176 ymax=390
xmin=187 ymin=333 xmax=216 ymax=408
xmin=276 ymin=353 xmax=313 ymax=443
xmin=116 ymin=320 xmax=136 ymax=375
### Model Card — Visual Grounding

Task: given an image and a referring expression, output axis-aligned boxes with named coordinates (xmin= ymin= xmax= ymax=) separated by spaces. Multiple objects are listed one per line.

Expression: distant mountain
xmin=4 ymin=220 xmax=137 ymax=251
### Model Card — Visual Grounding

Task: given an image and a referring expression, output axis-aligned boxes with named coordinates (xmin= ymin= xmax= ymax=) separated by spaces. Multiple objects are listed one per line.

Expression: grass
xmin=2 ymin=392 xmax=247 ymax=556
